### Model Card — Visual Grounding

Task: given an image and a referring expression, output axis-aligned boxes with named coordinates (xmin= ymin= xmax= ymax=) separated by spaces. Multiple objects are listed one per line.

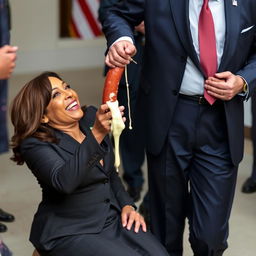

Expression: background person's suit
xmin=101 ymin=0 xmax=256 ymax=255
xmin=0 ymin=0 xmax=15 ymax=239
xmin=0 ymin=0 xmax=10 ymax=153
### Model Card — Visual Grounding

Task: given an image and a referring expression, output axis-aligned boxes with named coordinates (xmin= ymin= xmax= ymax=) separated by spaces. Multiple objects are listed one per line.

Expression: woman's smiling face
xmin=42 ymin=76 xmax=84 ymax=129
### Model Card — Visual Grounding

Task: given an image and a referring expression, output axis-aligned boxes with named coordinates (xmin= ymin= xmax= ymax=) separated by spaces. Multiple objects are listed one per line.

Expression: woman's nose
xmin=64 ymin=90 xmax=73 ymax=99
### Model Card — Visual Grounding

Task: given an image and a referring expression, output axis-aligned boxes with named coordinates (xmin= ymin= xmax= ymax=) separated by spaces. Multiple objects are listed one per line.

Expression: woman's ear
xmin=41 ymin=115 xmax=49 ymax=124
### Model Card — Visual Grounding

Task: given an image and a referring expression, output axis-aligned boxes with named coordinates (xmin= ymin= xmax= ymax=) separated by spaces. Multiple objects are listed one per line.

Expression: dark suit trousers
xmin=147 ymin=97 xmax=238 ymax=256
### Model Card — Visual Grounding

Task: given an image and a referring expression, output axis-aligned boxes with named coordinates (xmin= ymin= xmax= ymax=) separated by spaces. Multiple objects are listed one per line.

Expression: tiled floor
xmin=1 ymin=68 xmax=256 ymax=255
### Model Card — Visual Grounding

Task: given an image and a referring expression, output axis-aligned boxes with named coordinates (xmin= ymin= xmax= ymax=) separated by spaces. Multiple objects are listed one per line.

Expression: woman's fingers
xmin=126 ymin=212 xmax=147 ymax=233
xmin=126 ymin=211 xmax=135 ymax=230
xmin=121 ymin=211 xmax=128 ymax=228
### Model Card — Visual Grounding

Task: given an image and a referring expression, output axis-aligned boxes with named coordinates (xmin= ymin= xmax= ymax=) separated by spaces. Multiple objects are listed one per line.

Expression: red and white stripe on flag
xmin=70 ymin=0 xmax=102 ymax=39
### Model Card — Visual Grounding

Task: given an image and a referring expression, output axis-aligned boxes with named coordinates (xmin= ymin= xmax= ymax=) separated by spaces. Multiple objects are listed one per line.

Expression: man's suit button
xmin=104 ymin=199 xmax=110 ymax=203
xmin=103 ymin=178 xmax=109 ymax=184
xmin=172 ymin=90 xmax=178 ymax=96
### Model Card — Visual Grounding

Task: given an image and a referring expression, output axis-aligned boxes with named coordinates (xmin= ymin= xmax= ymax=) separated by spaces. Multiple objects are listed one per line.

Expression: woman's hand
xmin=91 ymin=104 xmax=112 ymax=143
xmin=91 ymin=104 xmax=125 ymax=143
xmin=121 ymin=205 xmax=147 ymax=233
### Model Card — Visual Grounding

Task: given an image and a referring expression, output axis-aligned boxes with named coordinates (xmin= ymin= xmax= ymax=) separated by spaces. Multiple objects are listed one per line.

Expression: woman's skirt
xmin=39 ymin=206 xmax=168 ymax=256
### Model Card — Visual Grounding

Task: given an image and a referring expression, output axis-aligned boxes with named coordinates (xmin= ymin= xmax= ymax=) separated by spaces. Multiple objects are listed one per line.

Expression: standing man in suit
xmin=0 ymin=0 xmax=17 ymax=233
xmin=101 ymin=0 xmax=256 ymax=255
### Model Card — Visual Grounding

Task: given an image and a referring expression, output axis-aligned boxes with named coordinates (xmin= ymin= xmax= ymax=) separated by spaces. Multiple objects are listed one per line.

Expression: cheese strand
xmin=125 ymin=65 xmax=133 ymax=130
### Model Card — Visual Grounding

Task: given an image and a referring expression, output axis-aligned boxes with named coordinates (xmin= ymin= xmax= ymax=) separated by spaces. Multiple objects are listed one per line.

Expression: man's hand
xmin=205 ymin=71 xmax=245 ymax=101
xmin=0 ymin=45 xmax=18 ymax=79
xmin=105 ymin=40 xmax=136 ymax=68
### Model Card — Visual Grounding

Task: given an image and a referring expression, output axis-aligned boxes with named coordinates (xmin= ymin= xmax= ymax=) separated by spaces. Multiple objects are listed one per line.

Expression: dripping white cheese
xmin=106 ymin=100 xmax=125 ymax=171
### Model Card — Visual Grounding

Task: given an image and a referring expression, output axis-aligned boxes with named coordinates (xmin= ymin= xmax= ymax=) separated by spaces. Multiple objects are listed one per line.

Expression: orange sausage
xmin=102 ymin=67 xmax=125 ymax=104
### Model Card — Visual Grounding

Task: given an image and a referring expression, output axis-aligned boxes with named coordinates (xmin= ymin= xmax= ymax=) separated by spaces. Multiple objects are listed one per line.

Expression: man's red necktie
xmin=198 ymin=0 xmax=217 ymax=105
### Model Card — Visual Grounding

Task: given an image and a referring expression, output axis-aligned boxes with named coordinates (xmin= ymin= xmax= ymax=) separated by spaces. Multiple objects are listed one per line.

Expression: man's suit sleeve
xmin=98 ymin=0 xmax=118 ymax=24
xmin=236 ymin=33 xmax=256 ymax=98
xmin=101 ymin=0 xmax=144 ymax=48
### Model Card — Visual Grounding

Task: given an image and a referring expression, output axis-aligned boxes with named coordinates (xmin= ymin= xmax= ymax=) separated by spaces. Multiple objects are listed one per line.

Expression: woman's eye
xmin=65 ymin=84 xmax=71 ymax=89
xmin=52 ymin=91 xmax=60 ymax=98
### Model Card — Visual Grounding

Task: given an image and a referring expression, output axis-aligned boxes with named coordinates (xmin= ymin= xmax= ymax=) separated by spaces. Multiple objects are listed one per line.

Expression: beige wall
xmin=10 ymin=0 xmax=106 ymax=74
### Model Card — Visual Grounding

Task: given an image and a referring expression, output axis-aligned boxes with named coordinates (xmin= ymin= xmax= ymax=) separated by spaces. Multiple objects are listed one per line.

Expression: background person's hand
xmin=121 ymin=205 xmax=147 ymax=233
xmin=135 ymin=21 xmax=145 ymax=35
xmin=105 ymin=40 xmax=136 ymax=68
xmin=0 ymin=45 xmax=18 ymax=79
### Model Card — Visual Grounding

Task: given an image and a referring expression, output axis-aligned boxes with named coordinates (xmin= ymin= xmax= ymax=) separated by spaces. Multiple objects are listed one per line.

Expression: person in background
xmin=242 ymin=91 xmax=256 ymax=193
xmin=98 ymin=0 xmax=149 ymax=224
xmin=10 ymin=72 xmax=169 ymax=256
xmin=0 ymin=0 xmax=17 ymax=234
xmin=101 ymin=0 xmax=256 ymax=255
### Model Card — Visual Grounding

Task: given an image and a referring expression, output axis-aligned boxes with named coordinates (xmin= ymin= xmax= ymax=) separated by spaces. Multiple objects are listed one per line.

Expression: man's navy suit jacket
xmin=102 ymin=0 xmax=256 ymax=166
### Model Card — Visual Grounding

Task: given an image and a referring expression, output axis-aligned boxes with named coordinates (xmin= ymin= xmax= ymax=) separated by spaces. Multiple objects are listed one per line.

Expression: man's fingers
xmin=106 ymin=40 xmax=136 ymax=67
xmin=123 ymin=42 xmax=136 ymax=56
xmin=113 ymin=42 xmax=132 ymax=58
xmin=214 ymin=71 xmax=232 ymax=79
xmin=108 ymin=50 xmax=130 ymax=66
xmin=205 ymin=80 xmax=227 ymax=90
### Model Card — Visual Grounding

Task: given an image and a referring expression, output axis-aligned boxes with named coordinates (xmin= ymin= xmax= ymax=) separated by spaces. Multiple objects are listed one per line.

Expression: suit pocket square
xmin=241 ymin=25 xmax=255 ymax=33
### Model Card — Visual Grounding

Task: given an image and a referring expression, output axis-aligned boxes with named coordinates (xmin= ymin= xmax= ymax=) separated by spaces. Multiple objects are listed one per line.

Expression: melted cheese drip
xmin=106 ymin=100 xmax=125 ymax=171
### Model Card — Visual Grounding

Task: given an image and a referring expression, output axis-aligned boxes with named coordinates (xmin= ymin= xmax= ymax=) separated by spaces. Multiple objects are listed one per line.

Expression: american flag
xmin=70 ymin=0 xmax=102 ymax=39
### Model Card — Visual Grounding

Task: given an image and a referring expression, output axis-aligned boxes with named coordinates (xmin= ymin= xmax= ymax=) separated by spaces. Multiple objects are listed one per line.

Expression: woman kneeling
xmin=10 ymin=72 xmax=168 ymax=256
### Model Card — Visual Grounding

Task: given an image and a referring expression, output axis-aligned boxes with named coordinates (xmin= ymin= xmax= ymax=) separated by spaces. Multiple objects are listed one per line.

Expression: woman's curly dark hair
xmin=10 ymin=71 xmax=62 ymax=165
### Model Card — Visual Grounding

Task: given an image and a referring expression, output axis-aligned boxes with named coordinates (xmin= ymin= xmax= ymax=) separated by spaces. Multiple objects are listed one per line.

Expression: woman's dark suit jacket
xmin=20 ymin=106 xmax=134 ymax=251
